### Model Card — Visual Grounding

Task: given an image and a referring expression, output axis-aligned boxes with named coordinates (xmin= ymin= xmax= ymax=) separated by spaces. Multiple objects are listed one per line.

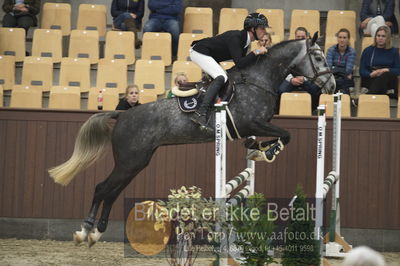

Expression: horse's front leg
xmin=244 ymin=121 xmax=291 ymax=162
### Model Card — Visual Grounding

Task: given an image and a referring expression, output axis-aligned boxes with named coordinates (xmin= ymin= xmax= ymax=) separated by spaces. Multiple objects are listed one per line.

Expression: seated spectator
xmin=359 ymin=25 xmax=399 ymax=98
xmin=258 ymin=32 xmax=272 ymax=49
xmin=143 ymin=0 xmax=183 ymax=61
xmin=167 ymin=72 xmax=188 ymax=98
xmin=278 ymin=27 xmax=321 ymax=110
xmin=111 ymin=0 xmax=144 ymax=49
xmin=2 ymin=0 xmax=40 ymax=35
xmin=326 ymin=28 xmax=356 ymax=95
xmin=359 ymin=0 xmax=398 ymax=37
xmin=116 ymin=85 xmax=141 ymax=110
xmin=342 ymin=246 xmax=386 ymax=266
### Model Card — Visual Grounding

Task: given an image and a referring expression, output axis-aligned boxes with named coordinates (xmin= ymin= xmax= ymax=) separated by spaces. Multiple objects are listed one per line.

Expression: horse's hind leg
xmin=87 ymin=183 xmax=125 ymax=247
xmin=86 ymin=166 xmax=138 ymax=247
xmin=73 ymin=182 xmax=106 ymax=245
xmin=246 ymin=121 xmax=291 ymax=162
xmin=86 ymin=148 xmax=154 ymax=247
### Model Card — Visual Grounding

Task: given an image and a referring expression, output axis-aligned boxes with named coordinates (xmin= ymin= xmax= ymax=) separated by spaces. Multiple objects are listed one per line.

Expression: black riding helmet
xmin=244 ymin=13 xmax=269 ymax=40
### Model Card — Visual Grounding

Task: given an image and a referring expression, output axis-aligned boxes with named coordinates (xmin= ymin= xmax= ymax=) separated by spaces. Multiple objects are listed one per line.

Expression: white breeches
xmin=189 ymin=48 xmax=228 ymax=83
xmin=364 ymin=15 xmax=386 ymax=37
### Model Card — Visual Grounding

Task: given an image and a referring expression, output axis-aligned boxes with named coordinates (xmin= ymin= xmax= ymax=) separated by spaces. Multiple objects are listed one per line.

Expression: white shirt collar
xmin=244 ymin=32 xmax=251 ymax=48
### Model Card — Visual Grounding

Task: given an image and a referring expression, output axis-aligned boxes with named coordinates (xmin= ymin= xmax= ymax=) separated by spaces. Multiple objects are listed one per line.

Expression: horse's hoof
xmin=73 ymin=233 xmax=81 ymax=246
xmin=265 ymin=154 xmax=276 ymax=163
xmin=247 ymin=150 xmax=267 ymax=162
xmin=73 ymin=226 xmax=88 ymax=245
xmin=87 ymin=236 xmax=96 ymax=248
xmin=88 ymin=228 xmax=102 ymax=248
xmin=265 ymin=155 xmax=276 ymax=163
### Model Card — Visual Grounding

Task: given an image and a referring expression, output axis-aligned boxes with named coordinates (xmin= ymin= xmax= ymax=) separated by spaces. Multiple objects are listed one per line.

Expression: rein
xmin=234 ymin=55 xmax=279 ymax=98
xmin=236 ymin=71 xmax=278 ymax=98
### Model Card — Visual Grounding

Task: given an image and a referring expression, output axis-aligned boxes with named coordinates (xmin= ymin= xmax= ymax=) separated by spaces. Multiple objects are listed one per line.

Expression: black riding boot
xmin=191 ymin=75 xmax=225 ymax=130
xmin=124 ymin=18 xmax=142 ymax=49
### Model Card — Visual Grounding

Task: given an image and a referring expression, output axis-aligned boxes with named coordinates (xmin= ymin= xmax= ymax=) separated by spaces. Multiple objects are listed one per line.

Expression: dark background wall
xmin=0 ymin=109 xmax=399 ymax=231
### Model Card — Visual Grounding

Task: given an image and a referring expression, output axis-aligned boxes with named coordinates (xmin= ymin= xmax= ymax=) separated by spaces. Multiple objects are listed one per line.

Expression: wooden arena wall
xmin=0 ymin=108 xmax=399 ymax=230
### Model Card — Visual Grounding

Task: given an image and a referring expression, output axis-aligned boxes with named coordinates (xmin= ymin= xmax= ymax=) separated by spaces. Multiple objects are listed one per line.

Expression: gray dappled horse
xmin=48 ymin=33 xmax=335 ymax=246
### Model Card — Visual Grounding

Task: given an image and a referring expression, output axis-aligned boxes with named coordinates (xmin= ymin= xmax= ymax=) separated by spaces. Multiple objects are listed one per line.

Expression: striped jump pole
xmin=225 ymin=168 xmax=254 ymax=196
xmin=225 ymin=168 xmax=254 ymax=206
xmin=322 ymin=171 xmax=338 ymax=199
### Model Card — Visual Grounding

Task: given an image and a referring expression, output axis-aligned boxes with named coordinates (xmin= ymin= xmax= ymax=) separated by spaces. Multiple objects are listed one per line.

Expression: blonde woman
xmin=116 ymin=85 xmax=141 ymax=110
xmin=258 ymin=32 xmax=272 ymax=48
xmin=359 ymin=25 xmax=400 ymax=97
xmin=167 ymin=72 xmax=188 ymax=98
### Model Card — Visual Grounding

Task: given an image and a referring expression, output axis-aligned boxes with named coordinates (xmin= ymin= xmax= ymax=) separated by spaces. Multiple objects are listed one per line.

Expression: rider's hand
xmin=13 ymin=4 xmax=25 ymax=10
xmin=254 ymin=46 xmax=268 ymax=55
xmin=130 ymin=13 xmax=137 ymax=18
xmin=19 ymin=6 xmax=28 ymax=12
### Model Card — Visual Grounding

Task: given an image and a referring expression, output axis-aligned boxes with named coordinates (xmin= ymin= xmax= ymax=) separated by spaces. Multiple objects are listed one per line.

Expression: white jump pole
xmin=330 ymin=93 xmax=342 ymax=238
xmin=315 ymin=104 xmax=326 ymax=256
xmin=315 ymin=93 xmax=350 ymax=262
xmin=215 ymin=102 xmax=228 ymax=266
xmin=215 ymin=102 xmax=227 ymax=201
xmin=215 ymin=101 xmax=255 ymax=200
xmin=214 ymin=101 xmax=256 ymax=265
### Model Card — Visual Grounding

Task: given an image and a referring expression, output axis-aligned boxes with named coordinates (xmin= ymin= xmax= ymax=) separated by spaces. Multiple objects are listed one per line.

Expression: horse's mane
xmin=268 ymin=39 xmax=302 ymax=54
xmin=226 ymin=39 xmax=302 ymax=75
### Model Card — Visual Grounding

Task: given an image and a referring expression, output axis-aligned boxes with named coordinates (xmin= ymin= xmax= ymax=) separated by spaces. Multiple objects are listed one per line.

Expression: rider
xmin=189 ymin=13 xmax=269 ymax=130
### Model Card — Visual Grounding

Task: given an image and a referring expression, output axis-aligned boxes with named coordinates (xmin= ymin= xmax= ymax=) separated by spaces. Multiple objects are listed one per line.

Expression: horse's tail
xmin=48 ymin=111 xmax=120 ymax=186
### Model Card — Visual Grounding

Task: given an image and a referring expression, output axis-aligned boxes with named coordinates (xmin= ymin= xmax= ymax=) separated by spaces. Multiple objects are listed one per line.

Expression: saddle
xmin=175 ymin=74 xmax=235 ymax=112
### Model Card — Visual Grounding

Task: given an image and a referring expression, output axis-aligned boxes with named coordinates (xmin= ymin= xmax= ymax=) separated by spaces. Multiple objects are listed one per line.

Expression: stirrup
xmin=191 ymin=112 xmax=211 ymax=131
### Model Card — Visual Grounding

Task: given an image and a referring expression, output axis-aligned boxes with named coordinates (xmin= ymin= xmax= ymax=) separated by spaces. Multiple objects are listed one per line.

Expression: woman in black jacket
xmin=116 ymin=85 xmax=141 ymax=110
xmin=189 ymin=13 xmax=269 ymax=130
xmin=2 ymin=0 xmax=40 ymax=34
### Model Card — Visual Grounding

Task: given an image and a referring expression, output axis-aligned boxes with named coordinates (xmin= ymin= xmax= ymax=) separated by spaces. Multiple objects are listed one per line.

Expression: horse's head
xmin=289 ymin=32 xmax=336 ymax=94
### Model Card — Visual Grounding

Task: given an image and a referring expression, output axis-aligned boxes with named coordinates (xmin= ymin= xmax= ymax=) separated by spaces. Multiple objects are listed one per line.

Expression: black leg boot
xmin=124 ymin=18 xmax=142 ymax=48
xmin=191 ymin=76 xmax=225 ymax=130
